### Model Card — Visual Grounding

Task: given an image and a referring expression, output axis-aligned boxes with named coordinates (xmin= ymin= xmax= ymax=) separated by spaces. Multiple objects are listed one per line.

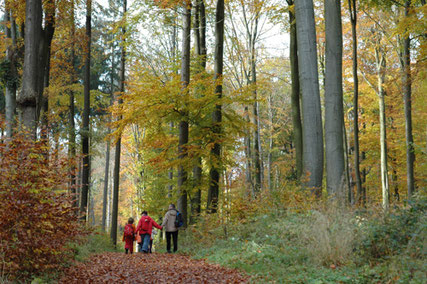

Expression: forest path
xmin=60 ymin=252 xmax=249 ymax=283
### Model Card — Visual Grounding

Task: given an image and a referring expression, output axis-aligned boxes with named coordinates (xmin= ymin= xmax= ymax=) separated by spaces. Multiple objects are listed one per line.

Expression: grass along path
xmin=60 ymin=252 xmax=249 ymax=283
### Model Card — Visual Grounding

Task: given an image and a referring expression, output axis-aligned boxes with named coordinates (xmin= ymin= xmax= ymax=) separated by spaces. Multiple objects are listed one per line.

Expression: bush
xmin=0 ymin=136 xmax=87 ymax=281
xmin=358 ymin=194 xmax=426 ymax=261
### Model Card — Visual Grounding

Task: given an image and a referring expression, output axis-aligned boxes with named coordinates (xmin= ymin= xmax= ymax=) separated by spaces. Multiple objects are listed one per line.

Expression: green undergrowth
xmin=69 ymin=230 xmax=118 ymax=263
xmin=180 ymin=195 xmax=426 ymax=283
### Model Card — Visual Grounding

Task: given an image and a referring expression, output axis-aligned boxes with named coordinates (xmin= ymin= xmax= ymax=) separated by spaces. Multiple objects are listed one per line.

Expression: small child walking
xmin=122 ymin=218 xmax=136 ymax=254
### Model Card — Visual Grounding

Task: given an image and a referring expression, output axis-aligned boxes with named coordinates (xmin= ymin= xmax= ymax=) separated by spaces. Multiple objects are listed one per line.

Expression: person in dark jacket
xmin=162 ymin=204 xmax=179 ymax=253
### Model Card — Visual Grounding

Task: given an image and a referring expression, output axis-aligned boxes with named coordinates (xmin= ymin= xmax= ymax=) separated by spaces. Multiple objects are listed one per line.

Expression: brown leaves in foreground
xmin=60 ymin=252 xmax=249 ymax=283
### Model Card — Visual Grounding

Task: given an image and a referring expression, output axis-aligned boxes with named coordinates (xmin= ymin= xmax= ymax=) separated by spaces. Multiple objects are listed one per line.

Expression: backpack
xmin=140 ymin=216 xmax=150 ymax=232
xmin=124 ymin=224 xmax=134 ymax=237
xmin=174 ymin=211 xmax=184 ymax=228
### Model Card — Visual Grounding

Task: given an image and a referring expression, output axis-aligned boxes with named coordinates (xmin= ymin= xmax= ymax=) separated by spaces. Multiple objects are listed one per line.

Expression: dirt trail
xmin=60 ymin=252 xmax=249 ymax=283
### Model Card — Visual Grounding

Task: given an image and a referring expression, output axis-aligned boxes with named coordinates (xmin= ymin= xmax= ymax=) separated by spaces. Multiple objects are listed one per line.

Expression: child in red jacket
xmin=122 ymin=218 xmax=136 ymax=254
xmin=136 ymin=211 xmax=162 ymax=253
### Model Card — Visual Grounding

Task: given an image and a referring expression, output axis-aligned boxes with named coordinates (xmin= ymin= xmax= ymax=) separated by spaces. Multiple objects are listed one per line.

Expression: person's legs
xmin=172 ymin=231 xmax=178 ymax=252
xmin=125 ymin=248 xmax=129 ymax=254
xmin=141 ymin=233 xmax=151 ymax=252
xmin=149 ymin=239 xmax=153 ymax=253
xmin=166 ymin=231 xmax=172 ymax=253
xmin=138 ymin=236 xmax=144 ymax=252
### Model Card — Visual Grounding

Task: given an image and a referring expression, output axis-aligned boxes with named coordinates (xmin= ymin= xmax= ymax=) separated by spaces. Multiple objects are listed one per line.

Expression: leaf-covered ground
xmin=60 ymin=252 xmax=249 ymax=283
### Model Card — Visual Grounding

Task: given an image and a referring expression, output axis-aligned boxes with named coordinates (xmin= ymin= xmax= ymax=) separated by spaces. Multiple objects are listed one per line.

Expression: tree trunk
xmin=80 ymin=0 xmax=92 ymax=220
xmin=376 ymin=46 xmax=389 ymax=211
xmin=38 ymin=0 xmax=55 ymax=135
xmin=102 ymin=133 xmax=111 ymax=231
xmin=191 ymin=160 xmax=202 ymax=222
xmin=207 ymin=0 xmax=224 ymax=213
xmin=5 ymin=10 xmax=17 ymax=138
xmin=18 ymin=0 xmax=43 ymax=137
xmin=69 ymin=0 xmax=77 ymax=210
xmin=244 ymin=106 xmax=253 ymax=194
xmin=295 ymin=0 xmax=324 ymax=194
xmin=177 ymin=0 xmax=191 ymax=227
xmin=190 ymin=0 xmax=206 ymax=221
xmin=288 ymin=2 xmax=303 ymax=179
xmin=403 ymin=0 xmax=415 ymax=198
xmin=251 ymin=18 xmax=261 ymax=194
xmin=324 ymin=0 xmax=345 ymax=199
xmin=111 ymin=0 xmax=126 ymax=245
xmin=347 ymin=0 xmax=363 ymax=205
xmin=267 ymin=93 xmax=273 ymax=190
xmin=102 ymin=46 xmax=115 ymax=231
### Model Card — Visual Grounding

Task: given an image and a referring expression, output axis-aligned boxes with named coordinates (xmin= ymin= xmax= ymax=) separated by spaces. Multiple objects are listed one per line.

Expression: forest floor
xmin=59 ymin=252 xmax=250 ymax=283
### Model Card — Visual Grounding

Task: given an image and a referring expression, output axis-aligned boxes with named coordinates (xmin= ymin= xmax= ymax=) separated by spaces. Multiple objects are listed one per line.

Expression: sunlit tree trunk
xmin=207 ymin=0 xmax=224 ymax=213
xmin=102 ymin=52 xmax=114 ymax=231
xmin=178 ymin=0 xmax=191 ymax=227
xmin=375 ymin=45 xmax=389 ymax=211
xmin=80 ymin=0 xmax=92 ymax=220
xmin=295 ymin=0 xmax=324 ymax=194
xmin=324 ymin=0 xmax=345 ymax=199
xmin=111 ymin=0 xmax=126 ymax=245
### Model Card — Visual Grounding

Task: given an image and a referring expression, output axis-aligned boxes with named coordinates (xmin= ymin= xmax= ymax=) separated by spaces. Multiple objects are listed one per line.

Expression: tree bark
xmin=375 ymin=45 xmax=389 ymax=211
xmin=244 ymin=106 xmax=253 ymax=194
xmin=347 ymin=0 xmax=363 ymax=206
xmin=177 ymin=0 xmax=191 ymax=227
xmin=18 ymin=0 xmax=43 ymax=137
xmin=402 ymin=0 xmax=415 ymax=198
xmin=80 ymin=0 xmax=92 ymax=220
xmin=295 ymin=0 xmax=324 ymax=194
xmin=4 ymin=10 xmax=17 ymax=138
xmin=324 ymin=0 xmax=345 ymax=199
xmin=250 ymin=15 xmax=262 ymax=194
xmin=207 ymin=0 xmax=224 ymax=213
xmin=69 ymin=0 xmax=77 ymax=210
xmin=102 ymin=45 xmax=115 ymax=231
xmin=111 ymin=0 xmax=126 ymax=245
xmin=38 ymin=0 xmax=55 ymax=135
xmin=288 ymin=1 xmax=303 ymax=179
xmin=191 ymin=0 xmax=206 ymax=221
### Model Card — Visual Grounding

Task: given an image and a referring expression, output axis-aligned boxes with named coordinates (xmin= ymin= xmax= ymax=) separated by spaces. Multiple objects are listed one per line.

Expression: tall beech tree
xmin=347 ymin=0 xmax=363 ymax=205
xmin=207 ymin=0 xmax=224 ymax=213
xmin=80 ymin=0 xmax=92 ymax=219
xmin=295 ymin=0 xmax=324 ymax=193
xmin=287 ymin=0 xmax=303 ymax=179
xmin=69 ymin=0 xmax=77 ymax=209
xmin=324 ymin=0 xmax=345 ymax=198
xmin=18 ymin=0 xmax=43 ymax=137
xmin=4 ymin=10 xmax=17 ymax=138
xmin=177 ymin=0 xmax=191 ymax=227
xmin=191 ymin=0 xmax=206 ymax=221
xmin=111 ymin=0 xmax=126 ymax=245
xmin=402 ymin=0 xmax=415 ymax=198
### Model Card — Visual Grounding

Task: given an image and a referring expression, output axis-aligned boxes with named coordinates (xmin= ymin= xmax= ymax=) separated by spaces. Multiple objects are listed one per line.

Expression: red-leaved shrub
xmin=0 ymin=135 xmax=86 ymax=280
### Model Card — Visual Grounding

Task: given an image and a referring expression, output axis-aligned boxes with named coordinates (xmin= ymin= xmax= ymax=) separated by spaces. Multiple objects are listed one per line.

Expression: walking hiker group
xmin=122 ymin=204 xmax=183 ymax=254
